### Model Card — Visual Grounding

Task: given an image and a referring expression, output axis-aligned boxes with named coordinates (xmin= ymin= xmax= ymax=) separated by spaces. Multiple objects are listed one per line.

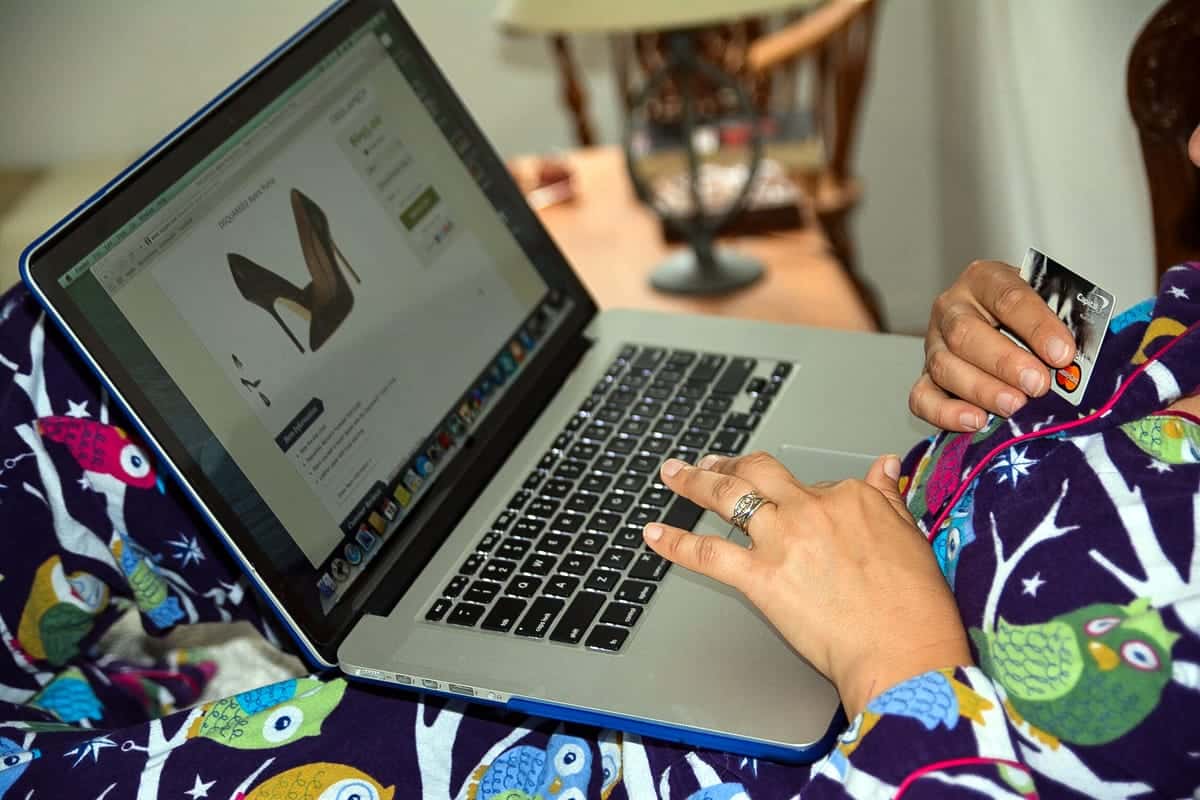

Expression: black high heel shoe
xmin=227 ymin=253 xmax=312 ymax=353
xmin=290 ymin=188 xmax=361 ymax=351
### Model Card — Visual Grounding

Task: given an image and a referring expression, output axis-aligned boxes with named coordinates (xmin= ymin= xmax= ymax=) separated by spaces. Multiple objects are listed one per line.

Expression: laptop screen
xmin=24 ymin=1 xmax=596 ymax=657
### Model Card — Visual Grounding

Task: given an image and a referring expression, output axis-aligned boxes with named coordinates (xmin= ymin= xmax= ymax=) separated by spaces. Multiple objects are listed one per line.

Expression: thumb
xmin=865 ymin=454 xmax=915 ymax=524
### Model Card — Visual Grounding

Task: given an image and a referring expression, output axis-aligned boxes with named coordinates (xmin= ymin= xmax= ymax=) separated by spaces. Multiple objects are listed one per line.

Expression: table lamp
xmin=496 ymin=0 xmax=820 ymax=295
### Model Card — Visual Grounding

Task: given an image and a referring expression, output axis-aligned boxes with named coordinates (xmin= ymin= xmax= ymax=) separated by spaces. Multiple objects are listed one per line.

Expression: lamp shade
xmin=495 ymin=0 xmax=821 ymax=34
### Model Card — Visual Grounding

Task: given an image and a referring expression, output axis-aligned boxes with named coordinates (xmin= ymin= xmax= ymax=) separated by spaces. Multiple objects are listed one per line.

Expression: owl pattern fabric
xmin=1 ymin=265 xmax=1199 ymax=798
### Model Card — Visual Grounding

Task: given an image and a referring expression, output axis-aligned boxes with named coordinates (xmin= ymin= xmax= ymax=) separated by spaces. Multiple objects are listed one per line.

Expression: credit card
xmin=1015 ymin=248 xmax=1116 ymax=406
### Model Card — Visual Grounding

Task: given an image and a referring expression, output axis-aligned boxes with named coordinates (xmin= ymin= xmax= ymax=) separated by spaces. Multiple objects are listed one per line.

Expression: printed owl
xmin=243 ymin=762 xmax=394 ymax=800
xmin=971 ymin=598 xmax=1180 ymax=746
xmin=16 ymin=556 xmax=110 ymax=665
xmin=0 ymin=737 xmax=39 ymax=800
xmin=36 ymin=416 xmax=159 ymax=490
xmin=931 ymin=480 xmax=978 ymax=588
xmin=468 ymin=733 xmax=595 ymax=800
xmin=188 ymin=677 xmax=347 ymax=750
xmin=29 ymin=667 xmax=103 ymax=724
xmin=111 ymin=532 xmax=185 ymax=628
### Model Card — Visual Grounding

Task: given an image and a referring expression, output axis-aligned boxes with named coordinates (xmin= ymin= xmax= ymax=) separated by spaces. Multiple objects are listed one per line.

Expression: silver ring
xmin=730 ymin=490 xmax=771 ymax=534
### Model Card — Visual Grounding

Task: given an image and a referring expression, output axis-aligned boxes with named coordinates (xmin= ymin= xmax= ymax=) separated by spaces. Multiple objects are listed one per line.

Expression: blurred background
xmin=0 ymin=0 xmax=1165 ymax=333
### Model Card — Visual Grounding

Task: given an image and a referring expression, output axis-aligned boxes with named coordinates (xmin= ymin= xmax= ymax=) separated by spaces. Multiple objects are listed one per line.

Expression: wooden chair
xmin=1128 ymin=0 xmax=1200 ymax=284
xmin=547 ymin=0 xmax=883 ymax=326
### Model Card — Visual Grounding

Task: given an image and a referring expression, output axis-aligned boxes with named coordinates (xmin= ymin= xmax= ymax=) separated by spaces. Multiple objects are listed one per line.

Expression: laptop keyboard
xmin=424 ymin=344 xmax=793 ymax=652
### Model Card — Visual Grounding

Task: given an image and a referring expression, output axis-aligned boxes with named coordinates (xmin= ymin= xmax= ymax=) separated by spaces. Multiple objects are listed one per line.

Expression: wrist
xmin=836 ymin=636 xmax=974 ymax=719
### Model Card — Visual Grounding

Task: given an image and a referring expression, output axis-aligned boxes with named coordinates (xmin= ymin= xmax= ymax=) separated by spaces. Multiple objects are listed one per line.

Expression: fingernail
xmin=1047 ymin=337 xmax=1070 ymax=365
xmin=662 ymin=458 xmax=685 ymax=478
xmin=644 ymin=523 xmax=663 ymax=542
xmin=959 ymin=412 xmax=981 ymax=430
xmin=997 ymin=392 xmax=1025 ymax=416
xmin=697 ymin=454 xmax=721 ymax=470
xmin=883 ymin=455 xmax=901 ymax=481
xmin=1019 ymin=368 xmax=1045 ymax=395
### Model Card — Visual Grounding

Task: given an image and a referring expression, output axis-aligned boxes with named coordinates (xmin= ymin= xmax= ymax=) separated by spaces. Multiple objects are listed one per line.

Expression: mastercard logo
xmin=1055 ymin=363 xmax=1082 ymax=393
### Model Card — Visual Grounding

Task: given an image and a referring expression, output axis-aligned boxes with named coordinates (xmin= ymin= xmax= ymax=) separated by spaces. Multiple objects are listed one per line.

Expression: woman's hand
xmin=911 ymin=260 xmax=1076 ymax=431
xmin=643 ymin=452 xmax=971 ymax=718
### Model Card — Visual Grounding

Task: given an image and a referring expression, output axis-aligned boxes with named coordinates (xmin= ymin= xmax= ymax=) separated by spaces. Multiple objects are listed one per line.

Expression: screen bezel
xmin=20 ymin=0 xmax=597 ymax=665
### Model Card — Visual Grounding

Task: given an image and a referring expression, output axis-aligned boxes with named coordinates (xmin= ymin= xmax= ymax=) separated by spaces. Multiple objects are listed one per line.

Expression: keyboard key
xmin=602 ymin=493 xmax=635 ymax=514
xmin=551 ymin=512 xmax=586 ymax=534
xmin=538 ymin=453 xmax=558 ymax=472
xmin=613 ymin=528 xmax=644 ymax=549
xmin=594 ymin=455 xmax=625 ymax=474
xmin=711 ymin=429 xmax=748 ymax=454
xmin=585 ymin=568 xmax=620 ymax=592
xmin=644 ymin=385 xmax=672 ymax=401
xmin=681 ymin=430 xmax=709 ymax=448
xmin=640 ymin=487 xmax=672 ymax=507
xmin=657 ymin=368 xmax=685 ymax=384
xmin=667 ymin=349 xmax=696 ymax=367
xmin=542 ymin=478 xmax=574 ymax=498
xmin=465 ymin=580 xmax=501 ymax=604
xmin=616 ymin=473 xmax=646 ymax=493
xmin=477 ymin=532 xmax=502 ymax=552
xmin=481 ymin=559 xmax=516 ymax=582
xmin=618 ymin=344 xmax=638 ymax=361
xmin=545 ymin=574 xmax=580 ymax=597
xmin=714 ymin=357 xmax=757 ymax=395
xmin=569 ymin=443 xmax=599 ymax=461
xmin=515 ymin=596 xmax=565 ymax=638
xmin=550 ymin=592 xmax=605 ymax=644
xmin=600 ymin=602 xmax=643 ymax=627
xmin=616 ymin=580 xmax=657 ymax=605
xmin=665 ymin=401 xmax=695 ymax=418
xmin=512 ymin=518 xmax=546 ymax=538
xmin=492 ymin=510 xmax=517 ymax=531
xmin=560 ymin=553 xmax=595 ymax=575
xmin=522 ymin=553 xmax=557 ymax=576
xmin=629 ymin=552 xmax=671 ymax=581
xmin=607 ymin=390 xmax=636 ymax=408
xmin=443 ymin=575 xmax=469 ymax=597
xmin=672 ymin=447 xmax=700 ymax=463
xmin=690 ymin=354 xmax=726 ymax=382
xmin=751 ymin=396 xmax=771 ymax=414
xmin=509 ymin=490 xmax=532 ymax=510
xmin=460 ymin=553 xmax=486 ymax=575
xmin=724 ymin=412 xmax=761 ymax=431
xmin=585 ymin=624 xmax=630 ymax=652
xmin=620 ymin=419 xmax=648 ymax=436
xmin=627 ymin=507 xmax=657 ymax=527
xmin=523 ymin=472 xmax=544 ymax=491
xmin=621 ymin=372 xmax=650 ymax=389
xmin=554 ymin=460 xmax=586 ymax=480
xmin=690 ymin=413 xmax=720 ymax=431
xmin=771 ymin=362 xmax=793 ymax=382
xmin=760 ymin=380 xmax=780 ymax=397
xmin=632 ymin=346 xmax=666 ymax=370
xmin=633 ymin=399 xmax=663 ymax=417
xmin=747 ymin=377 xmax=767 ymax=395
xmin=482 ymin=597 xmax=527 ymax=632
xmin=588 ymin=512 xmax=621 ymax=533
xmin=677 ymin=383 xmax=706 ymax=400
xmin=653 ymin=418 xmax=683 ymax=436
xmin=580 ymin=474 xmax=612 ymax=493
xmin=537 ymin=533 xmax=572 ymax=554
xmin=447 ymin=602 xmax=486 ymax=627
xmin=566 ymin=492 xmax=599 ymax=514
xmin=553 ymin=433 xmax=572 ymax=451
xmin=600 ymin=546 xmax=635 ymax=571
xmin=607 ymin=437 xmax=637 ymax=455
xmin=582 ymin=423 xmax=611 ymax=442
xmin=529 ymin=494 xmax=564 ymax=512
xmin=565 ymin=415 xmax=584 ymax=433
xmin=629 ymin=455 xmax=658 ymax=473
xmin=426 ymin=597 xmax=451 ymax=621
xmin=507 ymin=575 xmax=542 ymax=598
xmin=574 ymin=533 xmax=606 ymax=554
xmin=596 ymin=406 xmax=625 ymax=424
xmin=702 ymin=395 xmax=733 ymax=413
xmin=497 ymin=539 xmax=531 ymax=560
xmin=662 ymin=496 xmax=705 ymax=531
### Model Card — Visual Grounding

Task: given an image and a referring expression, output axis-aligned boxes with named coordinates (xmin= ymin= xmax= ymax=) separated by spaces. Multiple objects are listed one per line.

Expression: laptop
xmin=20 ymin=0 xmax=928 ymax=762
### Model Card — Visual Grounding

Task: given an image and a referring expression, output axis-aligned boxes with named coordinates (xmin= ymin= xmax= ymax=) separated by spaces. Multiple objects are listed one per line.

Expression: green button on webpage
xmin=400 ymin=187 xmax=439 ymax=229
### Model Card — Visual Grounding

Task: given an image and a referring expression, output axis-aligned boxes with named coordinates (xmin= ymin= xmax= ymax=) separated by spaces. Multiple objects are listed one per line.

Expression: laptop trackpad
xmin=773 ymin=444 xmax=878 ymax=484
xmin=723 ymin=446 xmax=878 ymax=544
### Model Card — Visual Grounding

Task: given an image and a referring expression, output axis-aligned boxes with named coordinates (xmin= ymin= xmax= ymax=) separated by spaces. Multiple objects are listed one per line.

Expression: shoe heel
xmin=227 ymin=253 xmax=308 ymax=353
xmin=335 ymin=244 xmax=361 ymax=284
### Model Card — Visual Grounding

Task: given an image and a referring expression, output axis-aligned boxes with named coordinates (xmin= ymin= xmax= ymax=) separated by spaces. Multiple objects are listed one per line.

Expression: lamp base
xmin=649 ymin=246 xmax=764 ymax=295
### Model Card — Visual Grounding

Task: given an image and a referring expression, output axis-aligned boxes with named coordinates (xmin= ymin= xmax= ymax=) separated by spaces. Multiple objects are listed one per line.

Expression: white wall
xmin=934 ymin=0 xmax=1162 ymax=315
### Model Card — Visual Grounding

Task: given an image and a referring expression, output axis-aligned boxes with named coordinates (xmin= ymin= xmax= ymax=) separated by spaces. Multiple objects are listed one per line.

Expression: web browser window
xmin=61 ymin=15 xmax=552 ymax=598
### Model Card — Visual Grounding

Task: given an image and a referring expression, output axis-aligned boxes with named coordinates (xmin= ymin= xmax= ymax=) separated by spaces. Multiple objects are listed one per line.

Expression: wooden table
xmin=522 ymin=147 xmax=877 ymax=332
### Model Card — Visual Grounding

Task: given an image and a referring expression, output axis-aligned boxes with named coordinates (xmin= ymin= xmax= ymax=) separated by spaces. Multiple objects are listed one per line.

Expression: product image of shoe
xmin=226 ymin=189 xmax=361 ymax=353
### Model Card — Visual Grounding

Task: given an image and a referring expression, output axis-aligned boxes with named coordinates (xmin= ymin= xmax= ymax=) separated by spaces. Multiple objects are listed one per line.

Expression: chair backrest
xmin=1128 ymin=0 xmax=1200 ymax=283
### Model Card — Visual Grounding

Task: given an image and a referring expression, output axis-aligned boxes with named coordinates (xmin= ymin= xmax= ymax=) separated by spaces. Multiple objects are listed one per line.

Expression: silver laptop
xmin=20 ymin=0 xmax=927 ymax=762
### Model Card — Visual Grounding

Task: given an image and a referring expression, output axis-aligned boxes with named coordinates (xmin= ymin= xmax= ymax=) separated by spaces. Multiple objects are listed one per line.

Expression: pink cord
xmin=926 ymin=320 xmax=1200 ymax=540
xmin=894 ymin=756 xmax=1035 ymax=798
